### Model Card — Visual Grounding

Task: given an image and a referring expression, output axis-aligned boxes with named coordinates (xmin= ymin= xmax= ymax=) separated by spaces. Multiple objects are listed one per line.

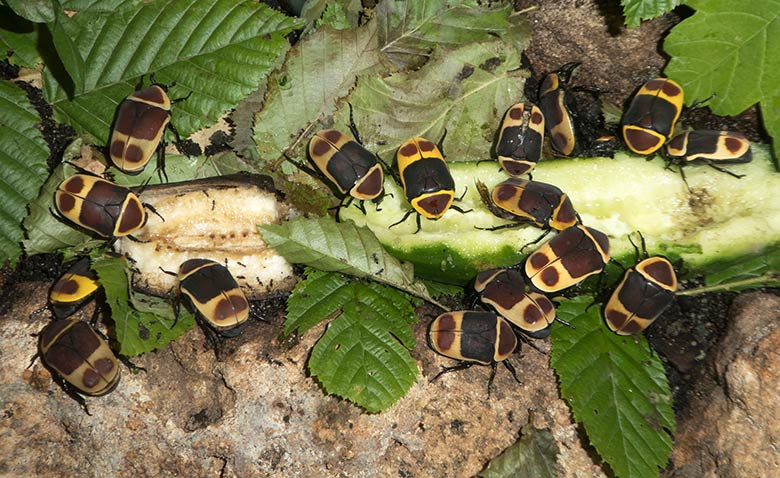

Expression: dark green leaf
xmin=376 ymin=0 xmax=513 ymax=69
xmin=285 ymin=268 xmax=352 ymax=336
xmin=621 ymin=0 xmax=680 ymax=28
xmin=5 ymin=0 xmax=55 ymax=23
xmin=664 ymin=0 xmax=780 ymax=164
xmin=91 ymin=252 xmax=194 ymax=356
xmin=299 ymin=271 xmax=418 ymax=412
xmin=259 ymin=216 xmax=444 ymax=308
xmin=0 ymin=80 xmax=51 ymax=265
xmin=551 ymin=297 xmax=675 ymax=478
xmin=478 ymin=422 xmax=558 ymax=478
xmin=48 ymin=6 xmax=86 ymax=95
xmin=42 ymin=0 xmax=303 ymax=144
xmin=61 ymin=0 xmax=142 ymax=11
xmin=0 ymin=8 xmax=41 ymax=67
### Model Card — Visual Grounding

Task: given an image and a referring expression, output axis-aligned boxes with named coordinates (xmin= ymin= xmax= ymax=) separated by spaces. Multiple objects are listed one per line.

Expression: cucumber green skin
xmin=341 ymin=145 xmax=780 ymax=285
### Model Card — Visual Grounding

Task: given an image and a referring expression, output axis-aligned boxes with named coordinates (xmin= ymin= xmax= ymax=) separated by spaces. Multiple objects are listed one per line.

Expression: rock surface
xmin=670 ymin=292 xmax=780 ymax=477
xmin=0 ymin=282 xmax=607 ymax=478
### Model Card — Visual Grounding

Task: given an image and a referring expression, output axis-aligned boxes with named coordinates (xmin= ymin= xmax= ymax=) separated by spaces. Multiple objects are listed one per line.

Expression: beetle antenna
xmin=437 ymin=128 xmax=448 ymax=155
xmin=159 ymin=266 xmax=177 ymax=277
xmin=347 ymin=103 xmax=363 ymax=145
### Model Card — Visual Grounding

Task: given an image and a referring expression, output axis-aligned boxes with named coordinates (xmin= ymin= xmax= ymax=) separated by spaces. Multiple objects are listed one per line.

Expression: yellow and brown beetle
xmin=621 ymin=78 xmax=684 ymax=155
xmin=474 ymin=268 xmax=557 ymax=339
xmin=428 ymin=310 xmax=520 ymax=396
xmin=37 ymin=318 xmax=120 ymax=411
xmin=524 ymin=225 xmax=610 ymax=293
xmin=604 ymin=256 xmax=677 ymax=335
xmin=54 ymin=174 xmax=147 ymax=238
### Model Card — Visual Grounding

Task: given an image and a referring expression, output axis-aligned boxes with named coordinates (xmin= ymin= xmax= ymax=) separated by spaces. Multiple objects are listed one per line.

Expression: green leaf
xmin=259 ymin=216 xmax=444 ymax=308
xmin=349 ymin=39 xmax=525 ymax=162
xmin=478 ymin=422 xmax=558 ymax=478
xmin=42 ymin=0 xmax=303 ymax=145
xmin=296 ymin=270 xmax=418 ymax=412
xmin=0 ymin=80 xmax=50 ymax=265
xmin=0 ymin=8 xmax=41 ymax=67
xmin=91 ymin=252 xmax=194 ymax=356
xmin=420 ymin=279 xmax=463 ymax=300
xmin=252 ymin=21 xmax=382 ymax=165
xmin=551 ymin=297 xmax=675 ymax=478
xmin=621 ymin=0 xmax=680 ymax=28
xmin=5 ymin=0 xmax=55 ymax=23
xmin=664 ymin=1 xmax=780 ymax=164
xmin=61 ymin=0 xmax=142 ymax=11
xmin=376 ymin=0 xmax=513 ymax=69
xmin=48 ymin=6 xmax=86 ymax=95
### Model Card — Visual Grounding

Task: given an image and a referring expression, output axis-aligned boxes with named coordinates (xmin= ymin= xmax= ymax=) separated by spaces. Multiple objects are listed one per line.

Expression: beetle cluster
xmin=37 ymin=84 xmax=257 ymax=411
xmin=621 ymin=78 xmax=753 ymax=183
xmin=424 ymin=68 xmax=760 ymax=393
xmin=298 ymin=115 xmax=469 ymax=233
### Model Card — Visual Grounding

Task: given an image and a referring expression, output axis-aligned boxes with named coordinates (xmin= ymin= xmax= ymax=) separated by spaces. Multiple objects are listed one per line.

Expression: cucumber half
xmin=340 ymin=145 xmax=780 ymax=286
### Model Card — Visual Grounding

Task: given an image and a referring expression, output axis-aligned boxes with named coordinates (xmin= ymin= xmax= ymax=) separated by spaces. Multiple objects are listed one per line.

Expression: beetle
xmin=109 ymin=83 xmax=184 ymax=180
xmin=54 ymin=174 xmax=147 ymax=238
xmin=428 ymin=310 xmax=520 ymax=397
xmin=476 ymin=177 xmax=579 ymax=232
xmin=48 ymin=257 xmax=100 ymax=320
xmin=665 ymin=129 xmax=752 ymax=181
xmin=178 ymin=258 xmax=250 ymax=355
xmin=538 ymin=62 xmax=582 ymax=157
xmin=524 ymin=225 xmax=610 ymax=293
xmin=621 ymin=78 xmax=684 ymax=155
xmin=495 ymin=102 xmax=545 ymax=176
xmin=37 ymin=318 xmax=121 ymax=411
xmin=308 ymin=129 xmax=384 ymax=201
xmin=390 ymin=136 xmax=468 ymax=232
xmin=604 ymin=256 xmax=677 ymax=335
xmin=474 ymin=268 xmax=557 ymax=339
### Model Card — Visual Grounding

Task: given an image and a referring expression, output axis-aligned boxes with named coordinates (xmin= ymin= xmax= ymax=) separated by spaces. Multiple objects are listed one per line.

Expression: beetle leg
xmin=450 ymin=204 xmax=472 ymax=215
xmin=705 ymin=161 xmax=745 ymax=179
xmin=502 ymin=359 xmax=521 ymax=385
xmin=119 ymin=355 xmax=146 ymax=374
xmin=519 ymin=229 xmax=551 ymax=253
xmin=475 ymin=222 xmax=524 ymax=232
xmin=429 ymin=361 xmax=477 ymax=384
xmin=388 ymin=208 xmax=416 ymax=230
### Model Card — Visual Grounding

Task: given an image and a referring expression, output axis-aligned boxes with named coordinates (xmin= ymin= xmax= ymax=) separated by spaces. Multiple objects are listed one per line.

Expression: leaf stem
xmin=676 ymin=272 xmax=780 ymax=296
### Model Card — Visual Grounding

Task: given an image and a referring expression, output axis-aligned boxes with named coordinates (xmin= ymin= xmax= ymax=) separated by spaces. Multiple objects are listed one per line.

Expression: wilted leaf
xmin=478 ymin=422 xmax=558 ymax=478
xmin=376 ymin=0 xmax=512 ymax=69
xmin=347 ymin=40 xmax=526 ymax=162
xmin=252 ymin=21 xmax=382 ymax=166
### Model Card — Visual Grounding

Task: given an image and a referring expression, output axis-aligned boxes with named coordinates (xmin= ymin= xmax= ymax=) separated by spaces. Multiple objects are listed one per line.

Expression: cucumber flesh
xmin=340 ymin=145 xmax=780 ymax=285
